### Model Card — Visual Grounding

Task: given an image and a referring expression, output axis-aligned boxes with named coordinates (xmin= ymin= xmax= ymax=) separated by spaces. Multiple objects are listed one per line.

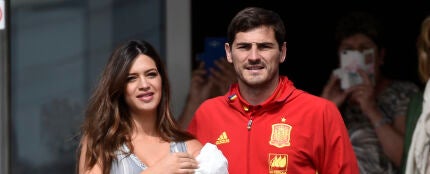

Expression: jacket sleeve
xmin=318 ymin=101 xmax=359 ymax=174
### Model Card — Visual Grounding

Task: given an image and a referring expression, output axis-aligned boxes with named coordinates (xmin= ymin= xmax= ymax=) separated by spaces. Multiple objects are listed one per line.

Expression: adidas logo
xmin=216 ymin=131 xmax=230 ymax=145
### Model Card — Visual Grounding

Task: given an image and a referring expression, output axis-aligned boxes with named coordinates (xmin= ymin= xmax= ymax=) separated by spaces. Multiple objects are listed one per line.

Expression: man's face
xmin=225 ymin=26 xmax=286 ymax=87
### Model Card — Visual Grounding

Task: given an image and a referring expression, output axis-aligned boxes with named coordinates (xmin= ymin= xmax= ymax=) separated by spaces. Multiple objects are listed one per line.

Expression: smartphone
xmin=197 ymin=37 xmax=227 ymax=76
xmin=338 ymin=49 xmax=375 ymax=89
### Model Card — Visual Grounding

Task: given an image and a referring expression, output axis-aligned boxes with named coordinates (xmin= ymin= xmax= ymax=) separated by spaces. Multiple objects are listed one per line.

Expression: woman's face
xmin=124 ymin=54 xmax=162 ymax=116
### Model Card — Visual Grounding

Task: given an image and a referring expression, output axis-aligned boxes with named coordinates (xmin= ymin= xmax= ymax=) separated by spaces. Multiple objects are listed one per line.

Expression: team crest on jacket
xmin=269 ymin=117 xmax=291 ymax=148
xmin=268 ymin=153 xmax=288 ymax=174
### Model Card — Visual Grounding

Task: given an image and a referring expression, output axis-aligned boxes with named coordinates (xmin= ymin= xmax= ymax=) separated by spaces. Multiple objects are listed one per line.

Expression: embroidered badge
xmin=228 ymin=94 xmax=237 ymax=101
xmin=216 ymin=131 xmax=230 ymax=145
xmin=268 ymin=153 xmax=288 ymax=174
xmin=269 ymin=117 xmax=291 ymax=148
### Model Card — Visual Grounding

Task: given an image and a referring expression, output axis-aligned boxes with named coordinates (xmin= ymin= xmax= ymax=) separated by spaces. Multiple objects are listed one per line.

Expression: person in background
xmin=187 ymin=6 xmax=359 ymax=174
xmin=178 ymin=59 xmax=236 ymax=128
xmin=321 ymin=11 xmax=420 ymax=173
xmin=77 ymin=40 xmax=203 ymax=174
xmin=404 ymin=15 xmax=430 ymax=174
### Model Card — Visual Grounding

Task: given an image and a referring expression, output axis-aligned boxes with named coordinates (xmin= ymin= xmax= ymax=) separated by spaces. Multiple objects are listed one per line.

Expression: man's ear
xmin=280 ymin=42 xmax=287 ymax=63
xmin=225 ymin=43 xmax=233 ymax=63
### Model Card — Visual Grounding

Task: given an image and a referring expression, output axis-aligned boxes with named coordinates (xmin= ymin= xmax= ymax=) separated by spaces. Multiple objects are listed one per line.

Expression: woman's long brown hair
xmin=77 ymin=40 xmax=195 ymax=174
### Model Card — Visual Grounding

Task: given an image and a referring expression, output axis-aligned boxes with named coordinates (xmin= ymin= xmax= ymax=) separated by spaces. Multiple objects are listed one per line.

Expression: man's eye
xmin=259 ymin=45 xmax=272 ymax=49
xmin=237 ymin=44 xmax=250 ymax=49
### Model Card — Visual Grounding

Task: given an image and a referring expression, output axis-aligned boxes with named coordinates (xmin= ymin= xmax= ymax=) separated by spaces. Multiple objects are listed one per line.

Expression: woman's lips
xmin=137 ymin=92 xmax=154 ymax=102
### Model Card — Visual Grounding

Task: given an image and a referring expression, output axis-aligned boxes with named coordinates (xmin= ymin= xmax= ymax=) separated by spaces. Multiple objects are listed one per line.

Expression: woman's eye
xmin=147 ymin=72 xmax=159 ymax=78
xmin=127 ymin=76 xmax=137 ymax=82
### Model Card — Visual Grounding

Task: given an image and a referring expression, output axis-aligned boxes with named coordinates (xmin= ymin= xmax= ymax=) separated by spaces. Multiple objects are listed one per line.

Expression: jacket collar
xmin=225 ymin=76 xmax=300 ymax=115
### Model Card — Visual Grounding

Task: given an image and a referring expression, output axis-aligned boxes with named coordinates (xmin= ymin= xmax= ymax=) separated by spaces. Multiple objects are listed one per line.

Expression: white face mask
xmin=335 ymin=49 xmax=375 ymax=89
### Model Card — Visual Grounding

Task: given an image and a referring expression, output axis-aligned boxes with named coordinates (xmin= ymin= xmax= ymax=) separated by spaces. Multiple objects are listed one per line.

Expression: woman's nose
xmin=138 ymin=77 xmax=150 ymax=90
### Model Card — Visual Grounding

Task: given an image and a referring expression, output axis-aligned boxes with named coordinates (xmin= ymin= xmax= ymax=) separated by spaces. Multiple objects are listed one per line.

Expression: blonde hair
xmin=418 ymin=16 xmax=430 ymax=82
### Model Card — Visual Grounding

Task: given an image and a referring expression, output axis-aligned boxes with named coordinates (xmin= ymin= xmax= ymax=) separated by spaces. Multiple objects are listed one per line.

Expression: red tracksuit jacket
xmin=188 ymin=76 xmax=359 ymax=174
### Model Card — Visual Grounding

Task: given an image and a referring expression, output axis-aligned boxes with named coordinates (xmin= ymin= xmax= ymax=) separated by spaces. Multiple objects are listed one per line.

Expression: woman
xmin=78 ymin=40 xmax=202 ymax=174
xmin=321 ymin=12 xmax=420 ymax=173
xmin=404 ymin=15 xmax=430 ymax=174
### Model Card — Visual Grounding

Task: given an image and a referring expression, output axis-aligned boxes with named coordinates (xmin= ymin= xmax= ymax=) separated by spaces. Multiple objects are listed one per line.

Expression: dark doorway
xmin=191 ymin=0 xmax=430 ymax=95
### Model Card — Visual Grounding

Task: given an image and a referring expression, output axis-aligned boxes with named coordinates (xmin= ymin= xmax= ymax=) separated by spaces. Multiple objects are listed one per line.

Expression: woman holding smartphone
xmin=321 ymin=12 xmax=420 ymax=174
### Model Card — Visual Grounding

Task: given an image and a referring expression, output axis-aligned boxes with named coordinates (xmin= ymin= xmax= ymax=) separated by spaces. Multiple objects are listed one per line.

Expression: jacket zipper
xmin=247 ymin=119 xmax=253 ymax=130
xmin=247 ymin=116 xmax=254 ymax=173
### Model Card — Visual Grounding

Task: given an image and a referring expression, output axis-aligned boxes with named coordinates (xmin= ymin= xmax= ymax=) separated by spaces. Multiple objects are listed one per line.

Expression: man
xmin=187 ymin=7 xmax=359 ymax=173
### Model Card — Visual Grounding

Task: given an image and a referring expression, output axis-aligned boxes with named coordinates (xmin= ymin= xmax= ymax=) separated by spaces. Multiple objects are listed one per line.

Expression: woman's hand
xmin=321 ymin=72 xmax=351 ymax=107
xmin=142 ymin=152 xmax=199 ymax=174
xmin=349 ymin=69 xmax=378 ymax=115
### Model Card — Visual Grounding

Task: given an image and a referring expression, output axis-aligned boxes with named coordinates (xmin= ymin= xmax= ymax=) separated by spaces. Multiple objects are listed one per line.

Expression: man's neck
xmin=238 ymin=76 xmax=280 ymax=105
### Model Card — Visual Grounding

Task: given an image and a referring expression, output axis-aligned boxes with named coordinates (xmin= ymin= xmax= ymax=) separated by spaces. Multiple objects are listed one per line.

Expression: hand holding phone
xmin=337 ymin=49 xmax=375 ymax=89
xmin=197 ymin=37 xmax=227 ymax=76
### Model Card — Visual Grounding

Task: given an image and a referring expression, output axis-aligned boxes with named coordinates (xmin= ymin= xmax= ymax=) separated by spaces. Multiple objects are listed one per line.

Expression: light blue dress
xmin=110 ymin=142 xmax=187 ymax=174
